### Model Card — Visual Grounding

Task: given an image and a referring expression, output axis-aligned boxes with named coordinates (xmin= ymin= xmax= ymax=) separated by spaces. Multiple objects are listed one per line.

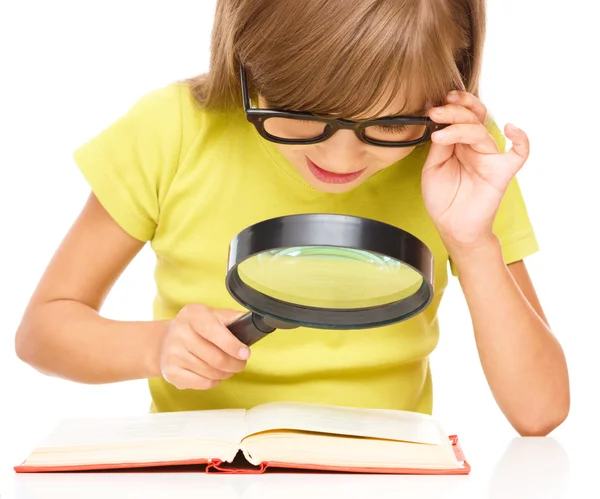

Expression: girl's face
xmin=260 ymin=93 xmax=425 ymax=194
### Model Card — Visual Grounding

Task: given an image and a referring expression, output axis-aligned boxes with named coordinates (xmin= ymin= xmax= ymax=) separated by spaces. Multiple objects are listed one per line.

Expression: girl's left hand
xmin=422 ymin=91 xmax=529 ymax=250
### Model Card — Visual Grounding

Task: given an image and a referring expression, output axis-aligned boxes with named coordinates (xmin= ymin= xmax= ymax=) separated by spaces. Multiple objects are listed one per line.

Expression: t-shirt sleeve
xmin=449 ymin=119 xmax=539 ymax=276
xmin=73 ymin=84 xmax=184 ymax=241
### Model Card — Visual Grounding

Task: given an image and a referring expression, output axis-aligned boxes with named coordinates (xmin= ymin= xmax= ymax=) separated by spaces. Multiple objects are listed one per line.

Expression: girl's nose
xmin=315 ymin=130 xmax=368 ymax=172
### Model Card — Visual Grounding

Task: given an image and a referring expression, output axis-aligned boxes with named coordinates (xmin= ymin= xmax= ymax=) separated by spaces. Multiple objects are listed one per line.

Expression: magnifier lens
xmin=237 ymin=245 xmax=424 ymax=309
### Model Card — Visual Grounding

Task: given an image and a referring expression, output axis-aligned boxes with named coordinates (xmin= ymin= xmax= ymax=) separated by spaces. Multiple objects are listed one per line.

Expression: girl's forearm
xmin=15 ymin=299 xmax=165 ymax=383
xmin=448 ymin=236 xmax=569 ymax=436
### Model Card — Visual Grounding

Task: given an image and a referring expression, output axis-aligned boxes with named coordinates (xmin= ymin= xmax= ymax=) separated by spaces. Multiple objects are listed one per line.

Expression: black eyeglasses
xmin=240 ymin=65 xmax=445 ymax=148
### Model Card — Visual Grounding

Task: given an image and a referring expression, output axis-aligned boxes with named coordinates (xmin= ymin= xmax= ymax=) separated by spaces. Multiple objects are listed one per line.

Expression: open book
xmin=15 ymin=401 xmax=469 ymax=474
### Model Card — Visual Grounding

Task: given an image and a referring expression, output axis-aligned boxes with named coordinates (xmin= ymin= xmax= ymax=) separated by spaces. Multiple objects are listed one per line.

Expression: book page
xmin=39 ymin=409 xmax=247 ymax=449
xmin=243 ymin=402 xmax=446 ymax=445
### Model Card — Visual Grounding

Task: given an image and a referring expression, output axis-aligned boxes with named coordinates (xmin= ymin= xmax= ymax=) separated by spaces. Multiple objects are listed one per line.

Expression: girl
xmin=15 ymin=0 xmax=569 ymax=436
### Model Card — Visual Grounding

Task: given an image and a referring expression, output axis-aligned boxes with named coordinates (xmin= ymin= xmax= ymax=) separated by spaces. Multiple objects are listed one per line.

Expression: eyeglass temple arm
xmin=239 ymin=65 xmax=251 ymax=109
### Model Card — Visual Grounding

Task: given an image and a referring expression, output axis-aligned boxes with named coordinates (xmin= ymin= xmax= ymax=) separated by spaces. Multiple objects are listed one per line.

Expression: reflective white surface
xmin=2 ymin=435 xmax=585 ymax=499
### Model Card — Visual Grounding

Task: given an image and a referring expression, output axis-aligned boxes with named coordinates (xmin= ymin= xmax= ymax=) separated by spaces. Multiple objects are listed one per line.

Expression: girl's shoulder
xmin=72 ymin=81 xmax=245 ymax=242
xmin=126 ymin=81 xmax=241 ymax=139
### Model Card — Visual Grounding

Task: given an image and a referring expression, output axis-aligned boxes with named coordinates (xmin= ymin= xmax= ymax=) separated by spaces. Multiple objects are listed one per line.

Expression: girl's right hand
xmin=159 ymin=304 xmax=250 ymax=390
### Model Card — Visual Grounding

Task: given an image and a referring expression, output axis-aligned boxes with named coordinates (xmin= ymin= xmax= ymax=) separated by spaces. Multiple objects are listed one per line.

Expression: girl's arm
xmin=15 ymin=193 xmax=166 ymax=383
xmin=14 ymin=193 xmax=249 ymax=386
xmin=449 ymin=239 xmax=569 ymax=436
xmin=422 ymin=91 xmax=570 ymax=436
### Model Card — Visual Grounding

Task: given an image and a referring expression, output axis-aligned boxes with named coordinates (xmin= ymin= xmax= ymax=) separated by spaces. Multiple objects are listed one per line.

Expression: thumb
xmin=213 ymin=308 xmax=247 ymax=326
xmin=423 ymin=141 xmax=454 ymax=173
xmin=503 ymin=123 xmax=529 ymax=172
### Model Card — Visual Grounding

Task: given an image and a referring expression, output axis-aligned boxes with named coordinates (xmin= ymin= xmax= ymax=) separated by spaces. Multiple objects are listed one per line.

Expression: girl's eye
xmin=372 ymin=124 xmax=409 ymax=134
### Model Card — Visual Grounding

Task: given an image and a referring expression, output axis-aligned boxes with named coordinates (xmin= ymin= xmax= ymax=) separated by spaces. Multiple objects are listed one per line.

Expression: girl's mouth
xmin=305 ymin=157 xmax=365 ymax=184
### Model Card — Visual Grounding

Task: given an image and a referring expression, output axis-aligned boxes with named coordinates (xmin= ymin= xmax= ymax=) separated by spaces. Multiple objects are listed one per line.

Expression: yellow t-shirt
xmin=73 ymin=83 xmax=539 ymax=414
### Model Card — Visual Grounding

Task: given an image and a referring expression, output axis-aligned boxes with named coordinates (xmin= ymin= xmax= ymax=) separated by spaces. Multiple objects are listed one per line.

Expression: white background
xmin=1 ymin=0 xmax=599 ymax=496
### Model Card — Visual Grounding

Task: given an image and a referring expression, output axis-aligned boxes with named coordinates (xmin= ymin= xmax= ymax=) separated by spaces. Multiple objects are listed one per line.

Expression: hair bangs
xmin=242 ymin=0 xmax=467 ymax=120
xmin=253 ymin=40 xmax=428 ymax=120
xmin=190 ymin=0 xmax=486 ymax=116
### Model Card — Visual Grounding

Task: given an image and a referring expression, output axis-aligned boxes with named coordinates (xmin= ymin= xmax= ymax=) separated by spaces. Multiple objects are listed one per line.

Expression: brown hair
xmin=187 ymin=0 xmax=486 ymax=119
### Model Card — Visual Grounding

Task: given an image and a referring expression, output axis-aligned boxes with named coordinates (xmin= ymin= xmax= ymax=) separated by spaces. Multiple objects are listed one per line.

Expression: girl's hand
xmin=159 ymin=304 xmax=250 ymax=390
xmin=421 ymin=91 xmax=529 ymax=250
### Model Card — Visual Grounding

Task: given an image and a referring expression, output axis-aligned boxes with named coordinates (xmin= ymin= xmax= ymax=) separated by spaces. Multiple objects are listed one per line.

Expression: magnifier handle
xmin=228 ymin=312 xmax=276 ymax=346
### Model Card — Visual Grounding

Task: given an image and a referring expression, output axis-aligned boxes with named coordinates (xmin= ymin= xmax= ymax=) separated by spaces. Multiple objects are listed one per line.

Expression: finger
xmin=202 ymin=310 xmax=252 ymax=361
xmin=504 ymin=123 xmax=530 ymax=167
xmin=182 ymin=324 xmax=247 ymax=373
xmin=166 ymin=368 xmax=219 ymax=391
xmin=181 ymin=351 xmax=235 ymax=381
xmin=428 ymin=104 xmax=480 ymax=125
xmin=422 ymin=141 xmax=454 ymax=172
xmin=431 ymin=124 xmax=499 ymax=154
xmin=184 ymin=304 xmax=250 ymax=361
xmin=213 ymin=308 xmax=247 ymax=326
xmin=446 ymin=91 xmax=487 ymax=124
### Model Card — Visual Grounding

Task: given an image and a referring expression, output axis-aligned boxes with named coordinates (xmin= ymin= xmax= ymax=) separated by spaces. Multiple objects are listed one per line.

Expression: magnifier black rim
xmin=225 ymin=213 xmax=434 ymax=329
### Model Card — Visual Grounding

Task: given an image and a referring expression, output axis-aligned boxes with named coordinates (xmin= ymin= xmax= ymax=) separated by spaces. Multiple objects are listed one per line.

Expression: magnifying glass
xmin=224 ymin=214 xmax=434 ymax=345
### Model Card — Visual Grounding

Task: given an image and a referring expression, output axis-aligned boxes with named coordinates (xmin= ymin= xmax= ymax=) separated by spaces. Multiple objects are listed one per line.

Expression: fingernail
xmin=447 ymin=92 xmax=459 ymax=102
xmin=433 ymin=130 xmax=446 ymax=141
xmin=433 ymin=107 xmax=444 ymax=115
xmin=507 ymin=123 xmax=519 ymax=131
xmin=238 ymin=347 xmax=250 ymax=360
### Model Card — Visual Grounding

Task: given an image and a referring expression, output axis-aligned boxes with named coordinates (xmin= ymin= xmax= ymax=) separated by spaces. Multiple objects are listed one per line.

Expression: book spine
xmin=206 ymin=459 xmax=267 ymax=474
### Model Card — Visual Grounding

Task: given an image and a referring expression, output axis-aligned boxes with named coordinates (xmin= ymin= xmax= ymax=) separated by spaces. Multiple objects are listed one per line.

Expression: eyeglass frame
xmin=240 ymin=65 xmax=446 ymax=148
